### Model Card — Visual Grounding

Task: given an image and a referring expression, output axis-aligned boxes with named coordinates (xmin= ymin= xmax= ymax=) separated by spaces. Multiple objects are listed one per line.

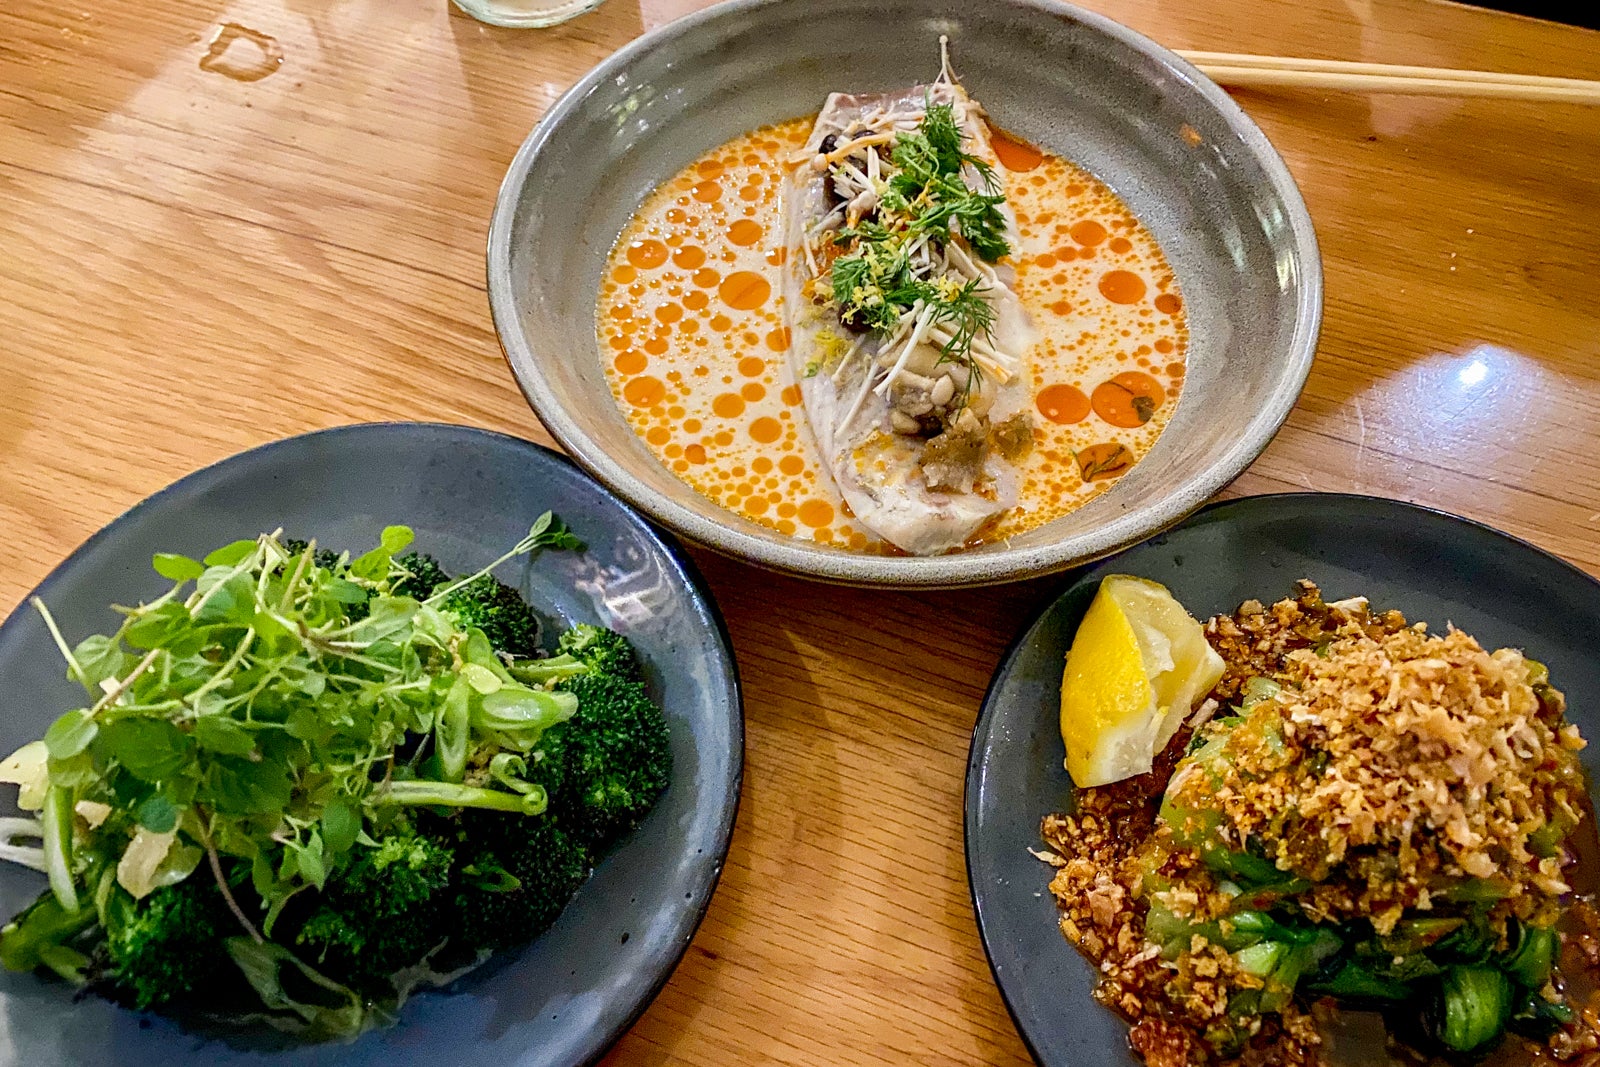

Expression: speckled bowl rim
xmin=487 ymin=0 xmax=1322 ymax=589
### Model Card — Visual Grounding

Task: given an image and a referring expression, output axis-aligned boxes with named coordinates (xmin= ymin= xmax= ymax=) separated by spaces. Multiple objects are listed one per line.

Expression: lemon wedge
xmin=1059 ymin=575 xmax=1225 ymax=787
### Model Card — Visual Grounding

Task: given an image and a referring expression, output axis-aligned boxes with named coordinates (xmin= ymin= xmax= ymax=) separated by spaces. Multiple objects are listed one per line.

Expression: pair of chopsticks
xmin=1177 ymin=51 xmax=1600 ymax=104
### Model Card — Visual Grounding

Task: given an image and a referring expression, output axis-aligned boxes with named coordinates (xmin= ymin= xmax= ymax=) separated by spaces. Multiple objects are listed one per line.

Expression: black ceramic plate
xmin=966 ymin=493 xmax=1600 ymax=1065
xmin=0 ymin=423 xmax=742 ymax=1066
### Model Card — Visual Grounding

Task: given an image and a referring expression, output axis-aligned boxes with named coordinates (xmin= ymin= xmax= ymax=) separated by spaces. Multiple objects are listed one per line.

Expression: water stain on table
xmin=199 ymin=24 xmax=283 ymax=82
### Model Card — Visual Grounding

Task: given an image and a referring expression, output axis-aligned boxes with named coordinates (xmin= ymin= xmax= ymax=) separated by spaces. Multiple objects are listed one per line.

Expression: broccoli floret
xmin=394 ymin=553 xmax=541 ymax=659
xmin=533 ymin=674 xmax=671 ymax=852
xmin=295 ymin=831 xmax=453 ymax=995
xmin=446 ymin=815 xmax=589 ymax=953
xmin=104 ymin=876 xmax=236 ymax=1010
xmin=391 ymin=552 xmax=450 ymax=600
xmin=507 ymin=624 xmax=641 ymax=686
xmin=557 ymin=623 xmax=641 ymax=681
xmin=279 ymin=538 xmax=344 ymax=573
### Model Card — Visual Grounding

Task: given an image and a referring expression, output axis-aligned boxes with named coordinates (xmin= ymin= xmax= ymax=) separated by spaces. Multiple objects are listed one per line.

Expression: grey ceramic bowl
xmin=0 ymin=424 xmax=741 ymax=1067
xmin=488 ymin=0 xmax=1321 ymax=588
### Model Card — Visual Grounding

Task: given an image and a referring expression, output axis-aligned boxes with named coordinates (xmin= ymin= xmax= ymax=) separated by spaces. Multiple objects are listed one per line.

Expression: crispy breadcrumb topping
xmin=1042 ymin=581 xmax=1598 ymax=1066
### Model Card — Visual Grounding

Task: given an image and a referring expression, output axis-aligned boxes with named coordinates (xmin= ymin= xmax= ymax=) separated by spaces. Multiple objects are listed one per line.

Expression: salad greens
xmin=0 ymin=517 xmax=671 ymax=1039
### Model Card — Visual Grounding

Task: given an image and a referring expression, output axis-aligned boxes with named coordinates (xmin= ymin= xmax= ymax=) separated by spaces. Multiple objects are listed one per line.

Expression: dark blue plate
xmin=966 ymin=493 xmax=1600 ymax=1065
xmin=0 ymin=423 xmax=742 ymax=1066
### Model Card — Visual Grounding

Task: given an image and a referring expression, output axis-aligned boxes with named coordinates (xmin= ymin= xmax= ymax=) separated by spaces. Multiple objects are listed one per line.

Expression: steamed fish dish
xmin=779 ymin=48 xmax=1037 ymax=554
xmin=597 ymin=44 xmax=1188 ymax=555
xmin=1044 ymin=580 xmax=1600 ymax=1065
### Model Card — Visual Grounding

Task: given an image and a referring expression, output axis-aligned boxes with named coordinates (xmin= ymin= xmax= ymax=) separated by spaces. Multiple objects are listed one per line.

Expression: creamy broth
xmin=596 ymin=118 xmax=1187 ymax=552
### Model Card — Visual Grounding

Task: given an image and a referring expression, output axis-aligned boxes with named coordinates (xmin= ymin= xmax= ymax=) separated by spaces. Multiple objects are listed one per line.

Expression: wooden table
xmin=2 ymin=0 xmax=1598 ymax=1061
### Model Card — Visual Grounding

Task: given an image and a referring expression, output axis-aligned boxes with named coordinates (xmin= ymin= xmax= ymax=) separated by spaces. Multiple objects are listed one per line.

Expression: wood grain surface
xmin=2 ymin=0 xmax=1598 ymax=1062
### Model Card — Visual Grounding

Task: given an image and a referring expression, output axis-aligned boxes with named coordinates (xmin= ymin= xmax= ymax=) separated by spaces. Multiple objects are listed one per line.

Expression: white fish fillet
xmin=779 ymin=64 xmax=1037 ymax=556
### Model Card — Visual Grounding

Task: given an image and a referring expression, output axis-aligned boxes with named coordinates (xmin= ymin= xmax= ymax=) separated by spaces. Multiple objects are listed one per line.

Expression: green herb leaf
xmin=203 ymin=540 xmax=257 ymax=568
xmin=208 ymin=755 xmax=293 ymax=816
xmin=193 ymin=573 xmax=256 ymax=626
xmin=192 ymin=715 xmax=255 ymax=757
xmin=320 ymin=800 xmax=360 ymax=856
xmin=92 ymin=719 xmax=195 ymax=783
xmin=135 ymin=793 xmax=180 ymax=833
xmin=124 ymin=602 xmax=190 ymax=650
xmin=152 ymin=553 xmax=206 ymax=582
xmin=325 ymin=579 xmax=368 ymax=605
xmin=379 ymin=526 xmax=415 ymax=555
xmin=70 ymin=635 xmax=127 ymax=691
xmin=43 ymin=710 xmax=97 ymax=760
xmin=296 ymin=831 xmax=327 ymax=890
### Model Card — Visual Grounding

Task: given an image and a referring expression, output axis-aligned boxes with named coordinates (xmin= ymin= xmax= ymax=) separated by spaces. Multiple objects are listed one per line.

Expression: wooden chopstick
xmin=1176 ymin=51 xmax=1600 ymax=103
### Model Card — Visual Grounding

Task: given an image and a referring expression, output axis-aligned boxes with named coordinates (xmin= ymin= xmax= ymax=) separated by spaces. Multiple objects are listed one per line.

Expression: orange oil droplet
xmin=1099 ymin=270 xmax=1147 ymax=305
xmin=692 ymin=180 xmax=722 ymax=203
xmin=696 ymin=159 xmax=724 ymax=179
xmin=988 ymin=125 xmax=1046 ymax=171
xmin=798 ymin=499 xmax=835 ymax=528
xmin=627 ymin=239 xmax=669 ymax=269
xmin=693 ymin=268 xmax=722 ymax=288
xmin=765 ymin=246 xmax=787 ymax=266
xmin=623 ymin=376 xmax=666 ymax=408
xmin=1070 ymin=220 xmax=1107 ymax=247
xmin=1035 ymin=254 xmax=1057 ymax=269
xmin=684 ymin=443 xmax=708 ymax=464
xmin=710 ymin=314 xmax=732 ymax=332
xmin=750 ymin=417 xmax=782 ymax=443
xmin=684 ymin=291 xmax=709 ymax=311
xmin=745 ymin=496 xmax=770 ymax=515
xmin=738 ymin=356 xmax=766 ymax=377
xmin=644 ymin=337 xmax=669 ymax=356
xmin=1109 ymin=237 xmax=1132 ymax=254
xmin=1077 ymin=442 xmax=1133 ymax=482
xmin=728 ymin=219 xmax=764 ymax=247
xmin=1091 ymin=371 xmax=1166 ymax=427
xmin=1154 ymin=337 xmax=1174 ymax=353
xmin=1049 ymin=299 xmax=1073 ymax=316
xmin=1036 ymin=384 xmax=1091 ymax=425
xmin=752 ymin=457 xmax=773 ymax=474
xmin=646 ymin=426 xmax=670 ymax=445
xmin=765 ymin=327 xmax=791 ymax=352
xmin=718 ymin=271 xmax=771 ymax=310
xmin=655 ymin=303 xmax=684 ymax=324
xmin=673 ymin=246 xmax=707 ymax=270
xmin=739 ymin=185 xmax=762 ymax=202
xmin=1167 ymin=361 xmax=1185 ymax=377
xmin=1155 ymin=293 xmax=1182 ymax=315
xmin=712 ymin=393 xmax=747 ymax=418
xmin=780 ymin=385 xmax=803 ymax=406
xmin=684 ymin=418 xmax=702 ymax=433
xmin=776 ymin=519 xmax=797 ymax=535
xmin=779 ymin=454 xmax=805 ymax=475
xmin=741 ymin=382 xmax=766 ymax=402
xmin=614 ymin=350 xmax=648 ymax=375
xmin=613 ymin=264 xmax=637 ymax=283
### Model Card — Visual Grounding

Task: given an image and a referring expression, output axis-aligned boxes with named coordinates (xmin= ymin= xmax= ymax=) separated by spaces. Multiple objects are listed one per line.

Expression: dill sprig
xmin=823 ymin=102 xmax=1009 ymax=382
